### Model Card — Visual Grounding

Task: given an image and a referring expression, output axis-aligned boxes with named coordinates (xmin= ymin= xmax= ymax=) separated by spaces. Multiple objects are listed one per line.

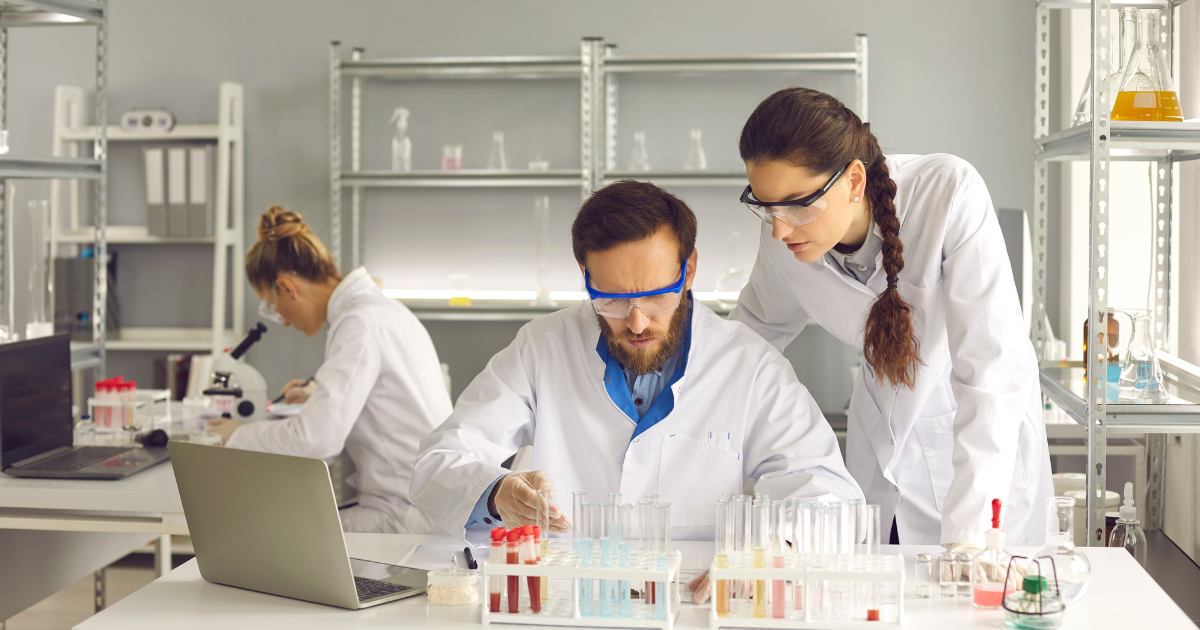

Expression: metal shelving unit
xmin=50 ymin=82 xmax=246 ymax=354
xmin=1032 ymin=0 xmax=1200 ymax=546
xmin=0 ymin=0 xmax=107 ymax=372
xmin=329 ymin=37 xmax=868 ymax=320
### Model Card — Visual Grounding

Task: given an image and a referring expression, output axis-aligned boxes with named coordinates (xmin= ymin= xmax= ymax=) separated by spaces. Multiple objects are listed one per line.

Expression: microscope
xmin=204 ymin=323 xmax=269 ymax=423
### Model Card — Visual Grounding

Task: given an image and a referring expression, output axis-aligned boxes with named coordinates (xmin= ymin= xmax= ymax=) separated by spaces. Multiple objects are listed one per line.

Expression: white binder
xmin=187 ymin=145 xmax=213 ymax=237
xmin=144 ymin=147 xmax=167 ymax=236
xmin=166 ymin=146 xmax=189 ymax=237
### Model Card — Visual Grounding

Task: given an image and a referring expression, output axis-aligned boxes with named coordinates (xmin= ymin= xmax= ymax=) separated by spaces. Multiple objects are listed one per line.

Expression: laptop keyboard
xmin=355 ymin=577 xmax=411 ymax=601
xmin=22 ymin=446 xmax=131 ymax=471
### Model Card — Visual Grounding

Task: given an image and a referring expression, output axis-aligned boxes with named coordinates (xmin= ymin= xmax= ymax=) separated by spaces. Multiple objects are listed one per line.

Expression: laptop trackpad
xmin=350 ymin=558 xmax=428 ymax=589
xmin=87 ymin=448 xmax=166 ymax=470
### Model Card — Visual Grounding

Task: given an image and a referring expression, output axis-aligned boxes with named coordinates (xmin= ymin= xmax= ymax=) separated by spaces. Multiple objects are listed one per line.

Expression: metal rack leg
xmin=1146 ymin=433 xmax=1168 ymax=531
xmin=93 ymin=568 xmax=106 ymax=613
xmin=154 ymin=534 xmax=172 ymax=577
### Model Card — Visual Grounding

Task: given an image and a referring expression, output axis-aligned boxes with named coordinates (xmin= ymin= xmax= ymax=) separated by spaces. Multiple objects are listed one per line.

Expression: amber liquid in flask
xmin=1112 ymin=9 xmax=1183 ymax=122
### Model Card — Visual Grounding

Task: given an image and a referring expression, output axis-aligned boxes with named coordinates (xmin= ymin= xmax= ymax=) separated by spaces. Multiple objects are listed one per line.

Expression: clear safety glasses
xmin=258 ymin=297 xmax=284 ymax=324
xmin=585 ymin=260 xmax=687 ymax=319
xmin=739 ymin=158 xmax=856 ymax=227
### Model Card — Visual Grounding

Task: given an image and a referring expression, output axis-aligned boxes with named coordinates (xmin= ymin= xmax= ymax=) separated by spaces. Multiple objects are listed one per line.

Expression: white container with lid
xmin=1064 ymin=489 xmax=1120 ymax=548
xmin=1052 ymin=473 xmax=1086 ymax=496
xmin=426 ymin=555 xmax=478 ymax=606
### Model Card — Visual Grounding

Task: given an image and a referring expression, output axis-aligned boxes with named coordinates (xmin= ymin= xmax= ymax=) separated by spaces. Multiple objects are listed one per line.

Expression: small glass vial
xmin=914 ymin=553 xmax=933 ymax=598
xmin=938 ymin=552 xmax=957 ymax=597
xmin=956 ymin=553 xmax=973 ymax=597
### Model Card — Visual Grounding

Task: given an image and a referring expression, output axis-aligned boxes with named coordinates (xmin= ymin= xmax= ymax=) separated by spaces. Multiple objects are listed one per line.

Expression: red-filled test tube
xmin=507 ymin=529 xmax=521 ymax=613
xmin=489 ymin=527 xmax=506 ymax=613
xmin=523 ymin=525 xmax=541 ymax=613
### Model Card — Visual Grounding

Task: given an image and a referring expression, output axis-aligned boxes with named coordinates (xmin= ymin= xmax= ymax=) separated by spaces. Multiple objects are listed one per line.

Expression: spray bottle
xmin=390 ymin=108 xmax=412 ymax=172
xmin=1108 ymin=482 xmax=1147 ymax=566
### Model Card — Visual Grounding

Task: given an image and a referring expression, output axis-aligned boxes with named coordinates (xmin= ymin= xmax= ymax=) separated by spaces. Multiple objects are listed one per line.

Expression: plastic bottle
xmin=390 ymin=108 xmax=412 ymax=172
xmin=1108 ymin=482 xmax=1147 ymax=566
xmin=489 ymin=527 xmax=505 ymax=613
xmin=972 ymin=499 xmax=1016 ymax=609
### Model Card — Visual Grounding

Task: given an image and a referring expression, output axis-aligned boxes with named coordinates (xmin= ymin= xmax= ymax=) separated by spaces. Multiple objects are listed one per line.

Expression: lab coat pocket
xmin=657 ymin=434 xmax=741 ymax=540
xmin=913 ymin=411 xmax=956 ymax=513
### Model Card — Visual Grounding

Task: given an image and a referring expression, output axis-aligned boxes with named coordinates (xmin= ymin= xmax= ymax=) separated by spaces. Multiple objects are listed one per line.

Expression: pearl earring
xmin=853 ymin=196 xmax=861 ymax=202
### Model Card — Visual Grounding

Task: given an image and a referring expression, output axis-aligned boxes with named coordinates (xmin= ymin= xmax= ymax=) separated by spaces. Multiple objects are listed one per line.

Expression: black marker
xmin=464 ymin=546 xmax=478 ymax=570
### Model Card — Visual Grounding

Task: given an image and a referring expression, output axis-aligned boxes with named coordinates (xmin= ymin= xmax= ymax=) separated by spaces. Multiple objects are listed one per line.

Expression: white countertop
xmin=75 ymin=534 xmax=1195 ymax=630
xmin=0 ymin=461 xmax=183 ymax=514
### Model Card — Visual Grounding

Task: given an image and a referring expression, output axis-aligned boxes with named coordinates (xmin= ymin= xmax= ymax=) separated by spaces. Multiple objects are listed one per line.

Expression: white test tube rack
xmin=481 ymin=548 xmax=682 ymax=630
xmin=87 ymin=389 xmax=172 ymax=433
xmin=707 ymin=553 xmax=904 ymax=630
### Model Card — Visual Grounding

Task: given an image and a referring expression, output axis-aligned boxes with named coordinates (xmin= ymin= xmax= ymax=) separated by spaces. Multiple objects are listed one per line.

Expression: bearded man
xmin=410 ymin=180 xmax=862 ymax=542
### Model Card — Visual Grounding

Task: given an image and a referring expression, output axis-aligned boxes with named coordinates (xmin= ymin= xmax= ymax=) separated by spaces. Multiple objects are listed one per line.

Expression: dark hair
xmin=245 ymin=206 xmax=341 ymax=293
xmin=571 ymin=180 xmax=698 ymax=268
xmin=739 ymin=87 xmax=921 ymax=389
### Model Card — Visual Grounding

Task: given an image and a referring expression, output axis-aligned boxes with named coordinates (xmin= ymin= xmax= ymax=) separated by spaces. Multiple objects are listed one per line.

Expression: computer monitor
xmin=0 ymin=334 xmax=72 ymax=469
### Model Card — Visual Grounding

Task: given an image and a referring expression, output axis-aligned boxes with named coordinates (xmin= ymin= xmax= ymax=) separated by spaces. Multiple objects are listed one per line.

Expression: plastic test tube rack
xmin=707 ymin=552 xmax=904 ymax=630
xmin=481 ymin=547 xmax=683 ymax=630
xmin=87 ymin=389 xmax=172 ymax=433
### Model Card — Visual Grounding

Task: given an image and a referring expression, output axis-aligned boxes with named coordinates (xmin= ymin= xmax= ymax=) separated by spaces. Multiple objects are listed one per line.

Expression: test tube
xmin=537 ymin=489 xmax=551 ymax=602
xmin=572 ymin=492 xmax=587 ymax=543
xmin=580 ymin=503 xmax=597 ymax=616
xmin=639 ymin=499 xmax=655 ymax=608
xmin=827 ymin=502 xmax=846 ymax=619
xmin=791 ymin=499 xmax=808 ymax=617
xmin=654 ymin=502 xmax=671 ymax=621
xmin=865 ymin=505 xmax=882 ymax=621
xmin=741 ymin=494 xmax=753 ymax=610
xmin=808 ymin=501 xmax=827 ymax=620
xmin=751 ymin=498 xmax=768 ymax=618
xmin=714 ymin=501 xmax=731 ymax=618
xmin=523 ymin=525 xmax=541 ymax=613
xmin=607 ymin=496 xmax=621 ymax=614
xmin=506 ymin=529 xmax=521 ymax=613
xmin=619 ymin=504 xmax=633 ymax=618
xmin=599 ymin=503 xmax=614 ymax=617
xmin=489 ymin=527 xmax=505 ymax=613
xmin=770 ymin=501 xmax=786 ymax=619
xmin=848 ymin=499 xmax=864 ymax=550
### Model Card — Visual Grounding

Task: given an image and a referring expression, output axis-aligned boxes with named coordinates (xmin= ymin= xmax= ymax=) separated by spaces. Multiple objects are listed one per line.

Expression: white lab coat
xmin=731 ymin=154 xmax=1053 ymax=546
xmin=410 ymin=299 xmax=863 ymax=541
xmin=227 ymin=267 xmax=452 ymax=534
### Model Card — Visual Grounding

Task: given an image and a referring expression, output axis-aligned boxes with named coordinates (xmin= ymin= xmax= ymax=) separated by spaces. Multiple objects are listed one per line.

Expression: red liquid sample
xmin=526 ymin=570 xmax=541 ymax=613
xmin=490 ymin=591 xmax=502 ymax=613
xmin=973 ymin=583 xmax=1005 ymax=608
xmin=867 ymin=609 xmax=880 ymax=621
xmin=771 ymin=557 xmax=785 ymax=619
xmin=507 ymin=549 xmax=520 ymax=613
xmin=649 ymin=581 xmax=656 ymax=604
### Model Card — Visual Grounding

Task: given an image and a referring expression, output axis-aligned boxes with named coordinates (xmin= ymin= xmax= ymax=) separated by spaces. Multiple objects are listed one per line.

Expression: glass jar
xmin=1044 ymin=496 xmax=1091 ymax=604
xmin=938 ymin=552 xmax=957 ymax=597
xmin=914 ymin=553 xmax=933 ymax=598
xmin=427 ymin=556 xmax=479 ymax=606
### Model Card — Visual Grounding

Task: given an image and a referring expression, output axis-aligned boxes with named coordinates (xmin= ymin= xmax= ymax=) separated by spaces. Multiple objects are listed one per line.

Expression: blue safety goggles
xmin=584 ymin=260 xmax=687 ymax=319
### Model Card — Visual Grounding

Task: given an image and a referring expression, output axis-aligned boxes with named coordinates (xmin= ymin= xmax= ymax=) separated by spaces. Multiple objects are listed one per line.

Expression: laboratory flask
xmin=629 ymin=131 xmax=651 ymax=171
xmin=714 ymin=231 xmax=750 ymax=310
xmin=488 ymin=131 xmax=508 ymax=170
xmin=1112 ymin=9 xmax=1183 ymax=121
xmin=390 ymin=108 xmax=412 ymax=172
xmin=1072 ymin=8 xmax=1133 ymax=126
xmin=1043 ymin=496 xmax=1090 ymax=605
xmin=683 ymin=129 xmax=707 ymax=171
xmin=1117 ymin=312 xmax=1169 ymax=404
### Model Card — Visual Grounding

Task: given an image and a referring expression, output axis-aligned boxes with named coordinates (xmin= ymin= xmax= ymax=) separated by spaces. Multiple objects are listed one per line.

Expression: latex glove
xmin=207 ymin=417 xmax=244 ymax=445
xmin=688 ymin=570 xmax=711 ymax=604
xmin=281 ymin=379 xmax=317 ymax=404
xmin=943 ymin=541 xmax=983 ymax=555
xmin=490 ymin=471 xmax=570 ymax=532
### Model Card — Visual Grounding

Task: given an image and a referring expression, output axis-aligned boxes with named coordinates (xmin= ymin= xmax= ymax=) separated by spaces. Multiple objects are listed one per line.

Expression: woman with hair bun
xmin=208 ymin=206 xmax=452 ymax=534
xmin=731 ymin=88 xmax=1051 ymax=549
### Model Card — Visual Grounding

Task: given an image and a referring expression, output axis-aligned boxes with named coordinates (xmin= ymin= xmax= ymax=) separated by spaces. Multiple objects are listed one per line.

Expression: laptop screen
xmin=0 ymin=335 xmax=72 ymax=468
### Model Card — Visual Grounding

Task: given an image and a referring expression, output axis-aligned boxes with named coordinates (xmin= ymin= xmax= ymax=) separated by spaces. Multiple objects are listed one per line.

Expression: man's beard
xmin=597 ymin=301 xmax=689 ymax=376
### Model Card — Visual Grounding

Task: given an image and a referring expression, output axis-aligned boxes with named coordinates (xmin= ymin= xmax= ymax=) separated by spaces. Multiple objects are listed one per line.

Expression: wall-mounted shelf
xmin=603 ymin=52 xmax=860 ymax=74
xmin=55 ymin=225 xmax=217 ymax=245
xmin=0 ymin=156 xmax=102 ymax=179
xmin=340 ymin=55 xmax=582 ymax=80
xmin=1039 ymin=363 xmax=1200 ymax=434
xmin=388 ymin=291 xmax=740 ymax=321
xmin=0 ymin=0 xmax=104 ymax=26
xmin=104 ymin=327 xmax=237 ymax=352
xmin=59 ymin=124 xmax=221 ymax=143
xmin=340 ymin=169 xmax=583 ymax=189
xmin=601 ymin=170 xmax=748 ymax=187
xmin=70 ymin=342 xmax=102 ymax=370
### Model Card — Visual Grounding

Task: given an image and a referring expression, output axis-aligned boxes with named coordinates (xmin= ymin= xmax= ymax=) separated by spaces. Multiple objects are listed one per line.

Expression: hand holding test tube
xmin=491 ymin=471 xmax=571 ymax=531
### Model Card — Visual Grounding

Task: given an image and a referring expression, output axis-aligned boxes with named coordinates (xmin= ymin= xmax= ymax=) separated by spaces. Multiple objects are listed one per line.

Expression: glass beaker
xmin=1117 ymin=312 xmax=1169 ymax=403
xmin=1112 ymin=9 xmax=1183 ymax=121
xmin=684 ymin=129 xmax=707 ymax=171
xmin=488 ymin=131 xmax=507 ymax=170
xmin=629 ymin=131 xmax=651 ymax=171
xmin=715 ymin=231 xmax=750 ymax=310
xmin=1043 ymin=496 xmax=1091 ymax=605
xmin=442 ymin=144 xmax=464 ymax=170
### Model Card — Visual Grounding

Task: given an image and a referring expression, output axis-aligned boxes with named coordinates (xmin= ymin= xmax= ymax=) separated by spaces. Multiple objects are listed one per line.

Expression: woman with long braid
xmin=731 ymin=88 xmax=1051 ymax=549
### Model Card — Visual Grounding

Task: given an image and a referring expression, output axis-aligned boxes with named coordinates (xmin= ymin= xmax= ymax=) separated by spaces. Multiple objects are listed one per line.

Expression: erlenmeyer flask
xmin=683 ymin=129 xmax=707 ymax=171
xmin=487 ymin=130 xmax=507 ymax=170
xmin=629 ymin=131 xmax=650 ymax=171
xmin=1072 ymin=9 xmax=1131 ymax=126
xmin=1112 ymin=9 xmax=1182 ymax=121
xmin=532 ymin=196 xmax=555 ymax=308
xmin=1117 ymin=312 xmax=1170 ymax=403
xmin=714 ymin=231 xmax=750 ymax=310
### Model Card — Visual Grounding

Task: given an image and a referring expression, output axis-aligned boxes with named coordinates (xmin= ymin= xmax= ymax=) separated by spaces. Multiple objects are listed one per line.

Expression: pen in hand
xmin=271 ymin=377 xmax=314 ymax=405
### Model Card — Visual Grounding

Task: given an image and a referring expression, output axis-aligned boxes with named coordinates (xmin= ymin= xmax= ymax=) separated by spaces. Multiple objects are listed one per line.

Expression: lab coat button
xmin=633 ymin=438 xmax=640 ymax=443
xmin=484 ymin=517 xmax=492 ymax=524
xmin=858 ymin=264 xmax=867 ymax=271
xmin=889 ymin=438 xmax=895 ymax=445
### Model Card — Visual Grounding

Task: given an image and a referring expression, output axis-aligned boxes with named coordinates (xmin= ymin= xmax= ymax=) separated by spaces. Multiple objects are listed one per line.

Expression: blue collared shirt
xmin=466 ymin=296 xmax=694 ymax=529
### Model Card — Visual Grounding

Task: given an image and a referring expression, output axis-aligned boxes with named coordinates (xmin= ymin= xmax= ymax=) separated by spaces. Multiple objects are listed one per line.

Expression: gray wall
xmin=6 ymin=0 xmax=1033 ymax=412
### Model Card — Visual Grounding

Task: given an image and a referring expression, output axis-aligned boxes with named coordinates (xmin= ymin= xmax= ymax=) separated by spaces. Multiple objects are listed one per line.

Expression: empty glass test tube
xmin=639 ymin=498 xmax=656 ymax=608
xmin=619 ymin=504 xmax=632 ymax=618
xmin=654 ymin=503 xmax=671 ymax=621
xmin=580 ymin=503 xmax=597 ymax=615
xmin=599 ymin=503 xmax=614 ymax=617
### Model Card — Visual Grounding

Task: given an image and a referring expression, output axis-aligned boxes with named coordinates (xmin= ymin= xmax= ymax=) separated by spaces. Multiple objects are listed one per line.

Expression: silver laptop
xmin=168 ymin=441 xmax=428 ymax=609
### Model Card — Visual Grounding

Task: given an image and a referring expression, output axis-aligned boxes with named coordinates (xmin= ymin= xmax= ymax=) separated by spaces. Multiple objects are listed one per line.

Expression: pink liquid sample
xmin=973 ymin=583 xmax=1005 ymax=608
xmin=771 ymin=557 xmax=785 ymax=618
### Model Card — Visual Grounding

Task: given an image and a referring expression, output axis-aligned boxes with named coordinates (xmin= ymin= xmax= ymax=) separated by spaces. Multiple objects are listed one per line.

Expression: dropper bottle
xmin=1108 ymin=482 xmax=1147 ymax=566
xmin=971 ymin=499 xmax=1014 ymax=609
